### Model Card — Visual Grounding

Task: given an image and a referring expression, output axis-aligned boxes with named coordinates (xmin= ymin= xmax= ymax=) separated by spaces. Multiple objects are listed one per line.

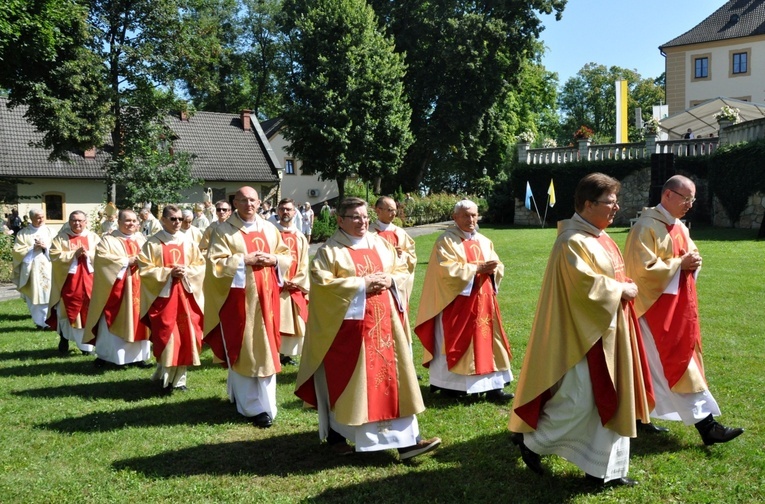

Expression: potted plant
xmin=517 ymin=131 xmax=536 ymax=144
xmin=643 ymin=117 xmax=660 ymax=135
xmin=573 ymin=125 xmax=594 ymax=141
xmin=714 ymin=105 xmax=740 ymax=124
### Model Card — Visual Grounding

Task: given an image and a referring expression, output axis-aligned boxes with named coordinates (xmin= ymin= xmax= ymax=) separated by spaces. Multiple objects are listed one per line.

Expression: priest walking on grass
xmin=624 ymin=175 xmax=743 ymax=446
xmin=86 ymin=209 xmax=152 ymax=369
xmin=204 ymin=186 xmax=292 ymax=429
xmin=138 ymin=205 xmax=205 ymax=395
xmin=414 ymin=200 xmax=513 ymax=402
xmin=12 ymin=208 xmax=54 ymax=329
xmin=295 ymin=197 xmax=440 ymax=460
xmin=509 ymin=173 xmax=654 ymax=487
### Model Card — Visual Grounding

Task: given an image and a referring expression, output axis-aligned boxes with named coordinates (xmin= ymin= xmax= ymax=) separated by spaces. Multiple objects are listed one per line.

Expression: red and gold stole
xmin=642 ymin=223 xmax=704 ymax=388
xmin=101 ymin=237 xmax=148 ymax=340
xmin=376 ymin=228 xmax=399 ymax=247
xmin=145 ymin=242 xmax=202 ymax=365
xmin=323 ymin=247 xmax=399 ymax=422
xmin=280 ymin=231 xmax=307 ymax=322
xmin=61 ymin=234 xmax=93 ymax=324
xmin=439 ymin=238 xmax=508 ymax=374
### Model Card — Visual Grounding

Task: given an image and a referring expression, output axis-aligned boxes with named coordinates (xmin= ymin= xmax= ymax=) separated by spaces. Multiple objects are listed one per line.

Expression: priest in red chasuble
xmin=48 ymin=210 xmax=100 ymax=354
xmin=624 ymin=175 xmax=742 ymax=446
xmin=138 ymin=205 xmax=205 ymax=395
xmin=295 ymin=197 xmax=440 ymax=460
xmin=86 ymin=209 xmax=151 ymax=368
xmin=204 ymin=186 xmax=292 ymax=429
xmin=509 ymin=173 xmax=654 ymax=486
xmin=272 ymin=198 xmax=309 ymax=367
xmin=414 ymin=200 xmax=513 ymax=402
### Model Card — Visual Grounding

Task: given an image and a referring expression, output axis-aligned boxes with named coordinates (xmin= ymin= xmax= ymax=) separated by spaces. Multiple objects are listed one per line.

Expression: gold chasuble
xmin=48 ymin=231 xmax=99 ymax=330
xmin=509 ymin=218 xmax=653 ymax=438
xmin=203 ymin=213 xmax=292 ymax=378
xmin=138 ymin=232 xmax=205 ymax=368
xmin=280 ymin=230 xmax=308 ymax=327
xmin=85 ymin=232 xmax=149 ymax=344
xmin=414 ymin=225 xmax=511 ymax=376
xmin=295 ymin=231 xmax=424 ymax=427
xmin=624 ymin=207 xmax=708 ymax=394
xmin=207 ymin=229 xmax=282 ymax=371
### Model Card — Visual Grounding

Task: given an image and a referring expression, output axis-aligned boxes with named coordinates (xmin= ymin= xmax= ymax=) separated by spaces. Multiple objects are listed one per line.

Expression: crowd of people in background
xmin=6 ymin=175 xmax=744 ymax=476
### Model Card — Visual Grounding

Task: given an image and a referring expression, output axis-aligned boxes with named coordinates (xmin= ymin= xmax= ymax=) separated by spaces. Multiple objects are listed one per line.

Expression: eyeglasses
xmin=215 ymin=208 xmax=230 ymax=212
xmin=595 ymin=200 xmax=619 ymax=207
xmin=168 ymin=217 xmax=183 ymax=222
xmin=341 ymin=215 xmax=369 ymax=222
xmin=669 ymin=189 xmax=696 ymax=204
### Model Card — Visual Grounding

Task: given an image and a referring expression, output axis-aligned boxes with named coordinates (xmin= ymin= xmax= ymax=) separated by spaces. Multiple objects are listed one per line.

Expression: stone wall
xmin=713 ymin=192 xmax=765 ymax=229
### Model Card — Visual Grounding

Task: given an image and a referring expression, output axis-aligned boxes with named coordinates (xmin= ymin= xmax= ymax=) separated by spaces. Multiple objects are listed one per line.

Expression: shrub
xmin=0 ymin=234 xmax=14 ymax=283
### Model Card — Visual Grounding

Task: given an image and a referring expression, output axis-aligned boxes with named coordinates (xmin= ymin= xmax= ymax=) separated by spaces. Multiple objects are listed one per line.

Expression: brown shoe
xmin=398 ymin=437 xmax=441 ymax=460
xmin=330 ymin=442 xmax=355 ymax=456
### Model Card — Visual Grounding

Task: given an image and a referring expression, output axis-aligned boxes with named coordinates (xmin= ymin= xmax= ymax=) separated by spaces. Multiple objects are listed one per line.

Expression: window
xmin=285 ymin=159 xmax=295 ymax=175
xmin=43 ymin=193 xmax=64 ymax=221
xmin=694 ymin=57 xmax=708 ymax=79
xmin=730 ymin=49 xmax=751 ymax=77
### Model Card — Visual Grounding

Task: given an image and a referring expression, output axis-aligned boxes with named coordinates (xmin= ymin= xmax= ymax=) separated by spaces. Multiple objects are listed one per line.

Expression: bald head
xmin=234 ymin=186 xmax=261 ymax=222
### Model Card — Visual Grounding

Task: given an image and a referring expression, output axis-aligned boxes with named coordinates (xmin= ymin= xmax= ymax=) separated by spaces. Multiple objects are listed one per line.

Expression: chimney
xmin=84 ymin=147 xmax=96 ymax=159
xmin=180 ymin=110 xmax=188 ymax=121
xmin=240 ymin=109 xmax=252 ymax=131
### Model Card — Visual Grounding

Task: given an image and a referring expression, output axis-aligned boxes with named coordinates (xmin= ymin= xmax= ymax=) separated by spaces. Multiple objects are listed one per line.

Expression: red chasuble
xmin=144 ymin=243 xmax=203 ymax=366
xmin=322 ymin=247 xmax=399 ymax=422
xmin=208 ymin=229 xmax=281 ymax=369
xmin=642 ymin=223 xmax=705 ymax=389
xmin=437 ymin=238 xmax=509 ymax=374
xmin=99 ymin=238 xmax=149 ymax=340
xmin=60 ymin=234 xmax=93 ymax=325
xmin=280 ymin=231 xmax=307 ymax=323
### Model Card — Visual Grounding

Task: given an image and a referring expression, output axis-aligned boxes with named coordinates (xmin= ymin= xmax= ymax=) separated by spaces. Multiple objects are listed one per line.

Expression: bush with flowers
xmin=517 ymin=131 xmax=536 ymax=144
xmin=573 ymin=125 xmax=594 ymax=140
xmin=714 ymin=105 xmax=740 ymax=123
xmin=643 ymin=117 xmax=660 ymax=135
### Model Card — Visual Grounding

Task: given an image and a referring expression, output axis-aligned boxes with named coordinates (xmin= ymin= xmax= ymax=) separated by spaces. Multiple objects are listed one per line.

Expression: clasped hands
xmin=475 ymin=260 xmax=499 ymax=275
xmin=365 ymin=272 xmax=392 ymax=294
xmin=680 ymin=249 xmax=702 ymax=271
xmin=244 ymin=251 xmax=277 ymax=268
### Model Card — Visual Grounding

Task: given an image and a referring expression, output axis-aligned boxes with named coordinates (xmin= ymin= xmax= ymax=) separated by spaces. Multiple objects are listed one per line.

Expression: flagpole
xmin=531 ymin=196 xmax=542 ymax=226
xmin=542 ymin=195 xmax=550 ymax=228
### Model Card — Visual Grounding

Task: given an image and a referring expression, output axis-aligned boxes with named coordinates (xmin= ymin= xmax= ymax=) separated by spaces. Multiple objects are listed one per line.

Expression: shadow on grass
xmin=0 ymin=313 xmax=33 ymax=322
xmin=0 ymin=346 xmax=65 ymax=361
xmin=0 ymin=357 xmax=111 ymax=377
xmin=13 ymin=377 xmax=161 ymax=402
xmin=113 ymin=431 xmax=403 ymax=478
xmin=38 ymin=396 xmax=241 ymax=433
xmin=0 ymin=324 xmax=41 ymax=334
xmin=114 ymin=429 xmax=630 ymax=502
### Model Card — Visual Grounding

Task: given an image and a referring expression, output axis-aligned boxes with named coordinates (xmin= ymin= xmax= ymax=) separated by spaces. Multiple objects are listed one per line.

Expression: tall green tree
xmin=280 ymin=0 xmax=413 ymax=201
xmin=368 ymin=0 xmax=566 ymax=193
xmin=1 ymin=0 xmax=205 ymax=205
xmin=558 ymin=63 xmax=665 ymax=144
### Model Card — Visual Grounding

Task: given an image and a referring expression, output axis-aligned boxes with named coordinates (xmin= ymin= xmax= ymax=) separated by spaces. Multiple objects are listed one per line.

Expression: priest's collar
xmin=340 ymin=229 xmax=370 ymax=248
xmin=241 ymin=219 xmax=262 ymax=232
xmin=572 ymin=212 xmax=603 ymax=236
xmin=457 ymin=227 xmax=476 ymax=240
xmin=376 ymin=221 xmax=394 ymax=231
xmin=655 ymin=204 xmax=677 ymax=223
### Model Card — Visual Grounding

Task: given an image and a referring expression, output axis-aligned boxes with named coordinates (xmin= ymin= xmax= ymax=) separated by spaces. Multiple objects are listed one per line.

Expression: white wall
xmin=17 ymin=178 xmax=109 ymax=234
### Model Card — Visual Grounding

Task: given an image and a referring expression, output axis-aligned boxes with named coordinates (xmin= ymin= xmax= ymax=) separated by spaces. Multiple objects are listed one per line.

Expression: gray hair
xmin=182 ymin=209 xmax=193 ymax=219
xmin=28 ymin=208 xmax=44 ymax=218
xmin=453 ymin=199 xmax=477 ymax=214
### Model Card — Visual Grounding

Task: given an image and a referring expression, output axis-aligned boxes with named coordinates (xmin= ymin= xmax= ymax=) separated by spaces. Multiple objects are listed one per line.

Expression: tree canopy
xmin=280 ymin=0 xmax=413 ymax=201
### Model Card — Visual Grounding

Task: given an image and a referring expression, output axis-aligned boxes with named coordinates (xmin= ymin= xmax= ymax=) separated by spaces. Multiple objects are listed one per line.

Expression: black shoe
xmin=131 ymin=361 xmax=154 ymax=369
xmin=253 ymin=412 xmax=273 ymax=428
xmin=485 ymin=388 xmax=514 ymax=403
xmin=429 ymin=384 xmax=466 ymax=398
xmin=698 ymin=421 xmax=744 ymax=446
xmin=94 ymin=358 xmax=107 ymax=368
xmin=280 ymin=355 xmax=297 ymax=366
xmin=511 ymin=433 xmax=544 ymax=475
xmin=636 ymin=421 xmax=670 ymax=434
xmin=81 ymin=350 xmax=92 ymax=356
xmin=58 ymin=336 xmax=69 ymax=354
xmin=174 ymin=385 xmax=188 ymax=392
xmin=160 ymin=386 xmax=173 ymax=396
xmin=586 ymin=474 xmax=638 ymax=486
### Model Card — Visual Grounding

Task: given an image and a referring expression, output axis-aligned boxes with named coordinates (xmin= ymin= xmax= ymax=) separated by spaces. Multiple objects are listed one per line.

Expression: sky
xmin=539 ymin=0 xmax=727 ymax=85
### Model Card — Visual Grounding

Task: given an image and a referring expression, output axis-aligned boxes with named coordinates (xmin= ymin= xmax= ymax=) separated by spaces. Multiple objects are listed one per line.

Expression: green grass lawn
xmin=1 ymin=225 xmax=763 ymax=503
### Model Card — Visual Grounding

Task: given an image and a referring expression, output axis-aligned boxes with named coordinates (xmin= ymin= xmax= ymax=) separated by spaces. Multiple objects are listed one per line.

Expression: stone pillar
xmin=717 ymin=119 xmax=732 ymax=146
xmin=577 ymin=138 xmax=591 ymax=161
xmin=517 ymin=143 xmax=529 ymax=164
xmin=644 ymin=133 xmax=657 ymax=157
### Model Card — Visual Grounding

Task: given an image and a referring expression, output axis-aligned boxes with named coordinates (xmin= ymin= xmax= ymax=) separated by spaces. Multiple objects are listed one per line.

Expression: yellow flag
xmin=548 ymin=180 xmax=556 ymax=207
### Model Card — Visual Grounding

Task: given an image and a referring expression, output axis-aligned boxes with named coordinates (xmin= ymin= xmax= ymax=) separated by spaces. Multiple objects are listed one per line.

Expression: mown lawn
xmin=0 ymin=225 xmax=763 ymax=503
